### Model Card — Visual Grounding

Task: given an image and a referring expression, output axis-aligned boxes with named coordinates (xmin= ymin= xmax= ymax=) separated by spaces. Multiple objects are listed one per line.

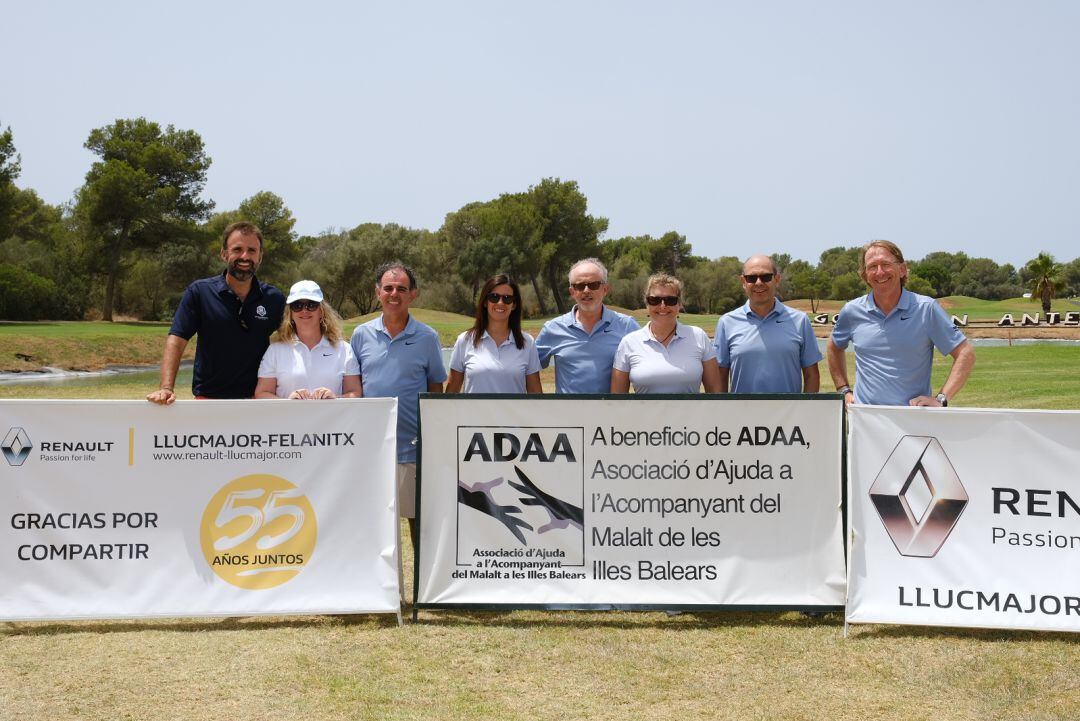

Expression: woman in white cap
xmin=254 ymin=280 xmax=362 ymax=399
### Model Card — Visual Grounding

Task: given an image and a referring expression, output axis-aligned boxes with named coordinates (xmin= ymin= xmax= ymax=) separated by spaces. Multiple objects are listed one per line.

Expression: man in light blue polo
xmin=714 ymin=254 xmax=821 ymax=393
xmin=536 ymin=258 xmax=639 ymax=394
xmin=827 ymin=240 xmax=974 ymax=407
xmin=351 ymin=261 xmax=447 ymax=550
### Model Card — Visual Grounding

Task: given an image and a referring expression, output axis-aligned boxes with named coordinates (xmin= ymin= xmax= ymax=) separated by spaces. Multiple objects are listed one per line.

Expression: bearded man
xmin=147 ymin=221 xmax=285 ymax=403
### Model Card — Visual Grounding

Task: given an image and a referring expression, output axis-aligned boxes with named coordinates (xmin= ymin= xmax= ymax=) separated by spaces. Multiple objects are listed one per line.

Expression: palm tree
xmin=1026 ymin=252 xmax=1063 ymax=315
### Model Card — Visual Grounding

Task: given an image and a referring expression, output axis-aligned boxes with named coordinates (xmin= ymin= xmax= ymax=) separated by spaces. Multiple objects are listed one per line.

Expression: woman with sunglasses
xmin=611 ymin=273 xmax=721 ymax=394
xmin=446 ymin=274 xmax=542 ymax=394
xmin=254 ymin=280 xmax=362 ymax=399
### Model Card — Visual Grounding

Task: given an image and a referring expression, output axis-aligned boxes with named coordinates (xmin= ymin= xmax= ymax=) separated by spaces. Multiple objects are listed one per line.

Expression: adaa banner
xmin=847 ymin=405 xmax=1080 ymax=633
xmin=416 ymin=396 xmax=846 ymax=609
xmin=0 ymin=399 xmax=399 ymax=621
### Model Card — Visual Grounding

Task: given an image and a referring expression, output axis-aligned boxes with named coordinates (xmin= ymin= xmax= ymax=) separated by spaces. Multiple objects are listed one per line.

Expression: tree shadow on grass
xmin=413 ymin=608 xmax=845 ymax=631
xmin=1 ymin=612 xmax=400 ymax=637
xmin=847 ymin=623 xmax=1080 ymax=644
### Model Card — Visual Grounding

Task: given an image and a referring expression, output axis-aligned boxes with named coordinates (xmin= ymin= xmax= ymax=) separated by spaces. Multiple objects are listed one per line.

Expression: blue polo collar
xmin=865 ymin=288 xmax=914 ymax=317
xmin=741 ymin=299 xmax=783 ymax=321
xmin=571 ymin=304 xmax=615 ymax=333
xmin=374 ymin=313 xmax=418 ymax=339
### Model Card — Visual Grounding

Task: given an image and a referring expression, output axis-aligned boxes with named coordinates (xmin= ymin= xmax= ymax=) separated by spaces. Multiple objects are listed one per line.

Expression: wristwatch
xmin=935 ymin=393 xmax=948 ymax=407
xmin=837 ymin=385 xmax=852 ymax=396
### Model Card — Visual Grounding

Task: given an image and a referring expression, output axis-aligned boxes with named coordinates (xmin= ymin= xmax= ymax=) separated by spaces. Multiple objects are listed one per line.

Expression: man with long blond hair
xmin=827 ymin=240 xmax=974 ymax=406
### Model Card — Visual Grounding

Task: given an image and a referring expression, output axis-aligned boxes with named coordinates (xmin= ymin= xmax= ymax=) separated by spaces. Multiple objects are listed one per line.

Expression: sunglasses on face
xmin=290 ymin=300 xmax=320 ymax=312
xmin=570 ymin=280 xmax=604 ymax=292
xmin=645 ymin=295 xmax=679 ymax=306
xmin=486 ymin=292 xmax=516 ymax=305
xmin=742 ymin=273 xmax=775 ymax=284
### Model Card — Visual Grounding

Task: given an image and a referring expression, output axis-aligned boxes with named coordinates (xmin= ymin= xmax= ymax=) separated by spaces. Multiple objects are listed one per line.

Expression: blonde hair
xmin=276 ymin=301 xmax=346 ymax=345
xmin=645 ymin=272 xmax=682 ymax=298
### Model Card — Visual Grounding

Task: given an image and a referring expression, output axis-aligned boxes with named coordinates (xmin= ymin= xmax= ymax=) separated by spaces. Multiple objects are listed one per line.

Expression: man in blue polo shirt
xmin=147 ymin=221 xmax=285 ymax=404
xmin=536 ymin=258 xmax=639 ymax=394
xmin=827 ymin=240 xmax=975 ymax=406
xmin=714 ymin=254 xmax=821 ymax=393
xmin=350 ymin=261 xmax=447 ymax=550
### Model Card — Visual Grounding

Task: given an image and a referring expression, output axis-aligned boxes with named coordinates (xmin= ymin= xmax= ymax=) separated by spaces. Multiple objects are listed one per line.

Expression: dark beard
xmin=228 ymin=262 xmax=255 ymax=281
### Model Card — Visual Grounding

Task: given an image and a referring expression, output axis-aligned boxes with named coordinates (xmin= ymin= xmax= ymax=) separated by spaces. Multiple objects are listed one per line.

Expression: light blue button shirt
xmin=714 ymin=300 xmax=822 ymax=393
xmin=536 ymin=305 xmax=640 ymax=393
xmin=350 ymin=315 xmax=447 ymax=462
xmin=831 ymin=289 xmax=965 ymax=406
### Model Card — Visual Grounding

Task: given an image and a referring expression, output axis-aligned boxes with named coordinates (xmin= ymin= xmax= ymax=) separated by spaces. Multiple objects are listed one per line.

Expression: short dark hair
xmin=375 ymin=261 xmax=418 ymax=289
xmin=222 ymin=221 xmax=264 ymax=248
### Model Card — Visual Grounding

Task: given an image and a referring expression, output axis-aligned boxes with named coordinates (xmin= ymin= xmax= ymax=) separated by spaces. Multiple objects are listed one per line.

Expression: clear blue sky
xmin=4 ymin=1 xmax=1078 ymax=268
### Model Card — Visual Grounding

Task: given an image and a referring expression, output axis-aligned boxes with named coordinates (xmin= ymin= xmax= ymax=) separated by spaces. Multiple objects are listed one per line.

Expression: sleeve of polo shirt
xmin=425 ymin=331 xmax=448 ymax=382
xmin=168 ymin=285 xmax=200 ymax=340
xmin=714 ymin=317 xmax=731 ymax=368
xmin=798 ymin=315 xmax=824 ymax=366
xmin=535 ymin=322 xmax=555 ymax=368
xmin=697 ymin=327 xmax=717 ymax=362
xmin=831 ymin=304 xmax=854 ymax=350
xmin=612 ymin=336 xmax=632 ymax=373
xmin=525 ymin=335 xmax=542 ymax=374
xmin=349 ymin=328 xmax=365 ymax=374
xmin=927 ymin=302 xmax=966 ymax=355
xmin=257 ymin=343 xmax=280 ymax=378
xmin=343 ymin=343 xmax=360 ymax=376
xmin=625 ymin=314 xmax=642 ymax=332
xmin=449 ymin=332 xmax=469 ymax=373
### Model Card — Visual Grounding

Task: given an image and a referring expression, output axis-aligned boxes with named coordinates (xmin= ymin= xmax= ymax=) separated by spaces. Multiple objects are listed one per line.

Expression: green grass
xmin=935 ymin=346 xmax=1080 ymax=409
xmin=0 ymin=320 xmax=171 ymax=338
xmin=939 ymin=295 xmax=1079 ymax=318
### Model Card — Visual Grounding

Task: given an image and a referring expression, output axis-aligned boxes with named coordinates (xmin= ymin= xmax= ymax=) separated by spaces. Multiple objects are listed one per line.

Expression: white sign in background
xmin=417 ymin=397 xmax=846 ymax=607
xmin=0 ymin=399 xmax=399 ymax=620
xmin=847 ymin=405 xmax=1080 ymax=633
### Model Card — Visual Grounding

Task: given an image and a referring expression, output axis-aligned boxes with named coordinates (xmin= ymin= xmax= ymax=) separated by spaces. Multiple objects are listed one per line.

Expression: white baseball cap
xmin=286 ymin=280 xmax=324 ymax=304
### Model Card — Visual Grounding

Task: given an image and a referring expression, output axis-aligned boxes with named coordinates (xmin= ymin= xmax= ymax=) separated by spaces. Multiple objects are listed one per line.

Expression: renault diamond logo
xmin=869 ymin=435 xmax=967 ymax=558
xmin=2 ymin=427 xmax=33 ymax=466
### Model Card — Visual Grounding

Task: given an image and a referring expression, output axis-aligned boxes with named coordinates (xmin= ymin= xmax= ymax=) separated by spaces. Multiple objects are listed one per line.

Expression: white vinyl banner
xmin=0 ymin=399 xmax=399 ymax=620
xmin=847 ymin=405 xmax=1080 ymax=633
xmin=416 ymin=397 xmax=846 ymax=608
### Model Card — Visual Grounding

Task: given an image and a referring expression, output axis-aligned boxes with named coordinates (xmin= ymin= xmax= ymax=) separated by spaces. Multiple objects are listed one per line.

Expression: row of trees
xmin=2 ymin=117 xmax=1079 ymax=322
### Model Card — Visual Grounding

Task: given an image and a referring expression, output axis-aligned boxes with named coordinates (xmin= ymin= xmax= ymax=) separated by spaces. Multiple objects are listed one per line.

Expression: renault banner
xmin=0 ymin=399 xmax=399 ymax=620
xmin=416 ymin=396 xmax=846 ymax=609
xmin=847 ymin=405 xmax=1080 ymax=633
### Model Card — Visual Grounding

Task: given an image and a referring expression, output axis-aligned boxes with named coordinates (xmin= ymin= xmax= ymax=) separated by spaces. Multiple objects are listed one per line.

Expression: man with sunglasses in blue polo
xmin=147 ymin=221 xmax=285 ymax=404
xmin=713 ymin=254 xmax=821 ymax=394
xmin=536 ymin=258 xmax=639 ymax=394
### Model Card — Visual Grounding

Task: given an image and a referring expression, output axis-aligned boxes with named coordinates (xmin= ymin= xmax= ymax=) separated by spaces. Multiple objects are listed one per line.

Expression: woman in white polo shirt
xmin=254 ymin=280 xmax=362 ymax=399
xmin=611 ymin=272 xmax=722 ymax=394
xmin=446 ymin=274 xmax=542 ymax=394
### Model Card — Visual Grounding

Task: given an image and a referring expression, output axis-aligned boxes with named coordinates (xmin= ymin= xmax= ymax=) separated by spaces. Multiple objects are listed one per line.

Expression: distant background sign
xmin=847 ymin=405 xmax=1080 ymax=633
xmin=416 ymin=396 xmax=845 ymax=609
xmin=0 ymin=399 xmax=399 ymax=620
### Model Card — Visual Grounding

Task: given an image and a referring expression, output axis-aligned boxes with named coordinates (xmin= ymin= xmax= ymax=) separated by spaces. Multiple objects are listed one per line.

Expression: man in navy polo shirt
xmin=350 ymin=261 xmax=447 ymax=550
xmin=146 ymin=221 xmax=285 ymax=404
xmin=714 ymin=254 xmax=821 ymax=393
xmin=827 ymin=239 xmax=975 ymax=406
xmin=536 ymin=258 xmax=639 ymax=394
